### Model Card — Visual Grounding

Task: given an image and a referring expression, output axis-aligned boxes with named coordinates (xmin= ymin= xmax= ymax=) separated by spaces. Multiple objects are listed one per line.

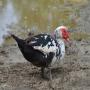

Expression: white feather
xmin=33 ymin=44 xmax=58 ymax=53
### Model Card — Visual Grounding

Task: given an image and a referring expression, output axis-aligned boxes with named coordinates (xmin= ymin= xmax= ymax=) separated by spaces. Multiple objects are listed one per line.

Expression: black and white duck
xmin=10 ymin=26 xmax=71 ymax=80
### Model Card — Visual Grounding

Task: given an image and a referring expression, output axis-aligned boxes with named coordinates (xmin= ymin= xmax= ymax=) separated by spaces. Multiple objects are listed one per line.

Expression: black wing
xmin=25 ymin=34 xmax=58 ymax=53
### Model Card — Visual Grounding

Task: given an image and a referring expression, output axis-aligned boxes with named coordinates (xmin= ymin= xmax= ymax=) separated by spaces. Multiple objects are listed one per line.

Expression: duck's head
xmin=53 ymin=26 xmax=70 ymax=42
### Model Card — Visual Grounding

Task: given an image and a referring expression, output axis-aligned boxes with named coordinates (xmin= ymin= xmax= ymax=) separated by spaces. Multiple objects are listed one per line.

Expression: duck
xmin=9 ymin=26 xmax=71 ymax=80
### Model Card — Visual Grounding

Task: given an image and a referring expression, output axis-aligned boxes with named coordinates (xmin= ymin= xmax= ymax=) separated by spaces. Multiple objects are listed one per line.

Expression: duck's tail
xmin=8 ymin=31 xmax=25 ymax=47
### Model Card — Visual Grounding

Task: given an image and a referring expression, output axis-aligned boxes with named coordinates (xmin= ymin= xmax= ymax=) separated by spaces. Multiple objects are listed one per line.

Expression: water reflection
xmin=0 ymin=0 xmax=89 ymax=45
xmin=12 ymin=0 xmax=67 ymax=33
xmin=0 ymin=0 xmax=18 ymax=45
xmin=12 ymin=0 xmax=86 ymax=32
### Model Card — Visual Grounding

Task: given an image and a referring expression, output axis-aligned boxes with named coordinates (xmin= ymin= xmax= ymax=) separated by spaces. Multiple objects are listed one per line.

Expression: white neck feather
xmin=57 ymin=39 xmax=65 ymax=59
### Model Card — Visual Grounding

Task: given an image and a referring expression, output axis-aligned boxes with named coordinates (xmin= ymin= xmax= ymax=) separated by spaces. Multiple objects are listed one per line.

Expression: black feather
xmin=11 ymin=34 xmax=55 ymax=67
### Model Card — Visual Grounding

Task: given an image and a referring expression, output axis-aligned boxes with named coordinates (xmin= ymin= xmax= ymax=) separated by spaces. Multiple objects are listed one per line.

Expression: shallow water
xmin=0 ymin=0 xmax=89 ymax=45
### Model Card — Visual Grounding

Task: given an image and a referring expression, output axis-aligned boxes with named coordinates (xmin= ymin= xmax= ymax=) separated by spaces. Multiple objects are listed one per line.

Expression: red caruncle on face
xmin=61 ymin=28 xmax=70 ymax=41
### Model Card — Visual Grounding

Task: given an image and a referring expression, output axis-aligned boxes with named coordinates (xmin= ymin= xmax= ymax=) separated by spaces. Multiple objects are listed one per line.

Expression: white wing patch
xmin=34 ymin=37 xmax=39 ymax=40
xmin=44 ymin=35 xmax=48 ymax=39
xmin=48 ymin=42 xmax=51 ymax=45
xmin=30 ymin=41 xmax=37 ymax=44
xmin=33 ymin=43 xmax=58 ymax=53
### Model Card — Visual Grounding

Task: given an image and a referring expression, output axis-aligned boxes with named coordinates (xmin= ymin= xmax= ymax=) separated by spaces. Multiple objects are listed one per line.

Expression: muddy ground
xmin=0 ymin=39 xmax=90 ymax=90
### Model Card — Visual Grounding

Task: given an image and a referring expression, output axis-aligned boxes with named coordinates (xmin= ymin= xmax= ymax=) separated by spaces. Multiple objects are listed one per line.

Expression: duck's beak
xmin=65 ymin=38 xmax=72 ymax=46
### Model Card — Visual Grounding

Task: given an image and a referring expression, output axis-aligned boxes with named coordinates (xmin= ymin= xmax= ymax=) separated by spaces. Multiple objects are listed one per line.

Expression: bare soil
xmin=0 ymin=40 xmax=90 ymax=90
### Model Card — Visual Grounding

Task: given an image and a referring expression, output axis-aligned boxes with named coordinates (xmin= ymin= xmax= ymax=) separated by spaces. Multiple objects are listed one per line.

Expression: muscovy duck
xmin=10 ymin=26 xmax=70 ymax=80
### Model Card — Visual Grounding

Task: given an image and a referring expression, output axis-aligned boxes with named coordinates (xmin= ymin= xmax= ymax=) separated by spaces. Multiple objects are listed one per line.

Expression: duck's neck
xmin=57 ymin=39 xmax=65 ymax=59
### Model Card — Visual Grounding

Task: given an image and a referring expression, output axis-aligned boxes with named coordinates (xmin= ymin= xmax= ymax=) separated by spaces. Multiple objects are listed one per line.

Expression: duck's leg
xmin=41 ymin=67 xmax=52 ymax=80
xmin=48 ymin=67 xmax=52 ymax=81
xmin=48 ymin=67 xmax=54 ymax=89
xmin=41 ymin=67 xmax=45 ymax=78
xmin=41 ymin=67 xmax=49 ymax=80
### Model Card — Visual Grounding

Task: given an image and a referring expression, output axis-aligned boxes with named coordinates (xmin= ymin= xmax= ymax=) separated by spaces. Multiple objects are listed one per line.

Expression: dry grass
xmin=71 ymin=32 xmax=90 ymax=41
